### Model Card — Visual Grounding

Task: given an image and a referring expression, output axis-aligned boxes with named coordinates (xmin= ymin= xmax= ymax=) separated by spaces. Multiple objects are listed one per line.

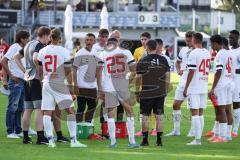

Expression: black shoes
xmin=23 ymin=137 xmax=33 ymax=144
xmin=140 ymin=141 xmax=149 ymax=146
xmin=57 ymin=136 xmax=70 ymax=143
xmin=36 ymin=136 xmax=49 ymax=145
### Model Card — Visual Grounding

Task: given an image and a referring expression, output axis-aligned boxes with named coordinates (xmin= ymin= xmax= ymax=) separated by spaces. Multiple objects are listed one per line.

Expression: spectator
xmin=76 ymin=1 xmax=85 ymax=11
xmin=89 ymin=3 xmax=96 ymax=12
xmin=124 ymin=3 xmax=129 ymax=12
xmin=146 ymin=2 xmax=154 ymax=11
xmin=29 ymin=0 xmax=39 ymax=18
xmin=73 ymin=39 xmax=81 ymax=55
xmin=164 ymin=45 xmax=170 ymax=57
xmin=138 ymin=3 xmax=143 ymax=11
xmin=96 ymin=1 xmax=103 ymax=11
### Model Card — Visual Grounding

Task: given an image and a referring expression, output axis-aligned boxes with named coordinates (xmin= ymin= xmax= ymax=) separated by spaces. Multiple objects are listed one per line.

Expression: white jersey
xmin=4 ymin=43 xmax=25 ymax=79
xmin=99 ymin=48 xmax=135 ymax=92
xmin=91 ymin=43 xmax=105 ymax=56
xmin=187 ymin=48 xmax=211 ymax=94
xmin=73 ymin=48 xmax=97 ymax=89
xmin=230 ymin=47 xmax=240 ymax=81
xmin=38 ymin=45 xmax=71 ymax=84
xmin=177 ymin=46 xmax=192 ymax=87
xmin=214 ymin=49 xmax=233 ymax=89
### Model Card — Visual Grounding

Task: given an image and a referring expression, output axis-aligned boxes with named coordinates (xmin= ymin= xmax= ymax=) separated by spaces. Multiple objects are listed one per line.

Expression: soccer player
xmin=166 ymin=31 xmax=194 ymax=136
xmin=208 ymin=35 xmax=233 ymax=142
xmin=73 ymin=33 xmax=97 ymax=123
xmin=97 ymin=38 xmax=139 ymax=148
xmin=183 ymin=33 xmax=211 ymax=145
xmin=110 ymin=30 xmax=125 ymax=121
xmin=1 ymin=30 xmax=30 ymax=138
xmin=136 ymin=40 xmax=170 ymax=146
xmin=37 ymin=28 xmax=87 ymax=148
xmin=91 ymin=29 xmax=109 ymax=125
xmin=14 ymin=26 xmax=51 ymax=144
xmin=229 ymin=30 xmax=240 ymax=137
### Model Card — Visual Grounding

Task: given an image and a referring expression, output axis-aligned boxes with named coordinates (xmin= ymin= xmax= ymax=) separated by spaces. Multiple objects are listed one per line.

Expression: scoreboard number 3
xmin=138 ymin=13 xmax=159 ymax=25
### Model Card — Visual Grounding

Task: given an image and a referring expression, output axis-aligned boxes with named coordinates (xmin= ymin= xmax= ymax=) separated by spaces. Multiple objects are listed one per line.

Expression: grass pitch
xmin=0 ymin=73 xmax=239 ymax=160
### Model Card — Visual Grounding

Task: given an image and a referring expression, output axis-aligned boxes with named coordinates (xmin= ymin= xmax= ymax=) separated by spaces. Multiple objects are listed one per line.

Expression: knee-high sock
xmin=192 ymin=115 xmax=201 ymax=140
xmin=43 ymin=115 xmax=53 ymax=139
xmin=233 ymin=108 xmax=240 ymax=134
xmin=199 ymin=115 xmax=204 ymax=136
xmin=215 ymin=121 xmax=220 ymax=137
xmin=173 ymin=110 xmax=181 ymax=133
xmin=219 ymin=123 xmax=227 ymax=140
xmin=67 ymin=114 xmax=77 ymax=141
xmin=107 ymin=118 xmax=116 ymax=145
xmin=127 ymin=117 xmax=136 ymax=144
xmin=227 ymin=125 xmax=232 ymax=138
xmin=139 ymin=114 xmax=142 ymax=131
xmin=212 ymin=121 xmax=218 ymax=133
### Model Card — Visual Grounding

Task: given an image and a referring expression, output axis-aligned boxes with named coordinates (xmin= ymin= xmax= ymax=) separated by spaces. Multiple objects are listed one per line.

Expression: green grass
xmin=0 ymin=73 xmax=239 ymax=160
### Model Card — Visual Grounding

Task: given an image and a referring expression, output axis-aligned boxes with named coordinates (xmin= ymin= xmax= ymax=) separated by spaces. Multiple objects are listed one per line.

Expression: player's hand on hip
xmin=2 ymin=80 xmax=8 ymax=90
xmin=11 ymin=76 xmax=20 ymax=84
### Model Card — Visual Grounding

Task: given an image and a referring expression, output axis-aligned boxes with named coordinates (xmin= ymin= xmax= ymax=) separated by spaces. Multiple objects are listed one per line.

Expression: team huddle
xmin=0 ymin=26 xmax=240 ymax=148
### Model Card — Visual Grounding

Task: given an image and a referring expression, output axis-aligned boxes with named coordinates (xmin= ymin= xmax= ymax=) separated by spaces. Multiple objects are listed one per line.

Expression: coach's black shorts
xmin=140 ymin=96 xmax=165 ymax=116
xmin=24 ymin=79 xmax=42 ymax=109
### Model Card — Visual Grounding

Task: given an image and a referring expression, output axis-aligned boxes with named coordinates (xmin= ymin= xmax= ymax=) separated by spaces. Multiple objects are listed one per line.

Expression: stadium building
xmin=0 ymin=0 xmax=236 ymax=58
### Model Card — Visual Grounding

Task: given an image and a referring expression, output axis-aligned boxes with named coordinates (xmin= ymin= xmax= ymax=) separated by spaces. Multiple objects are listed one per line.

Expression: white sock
xmin=139 ymin=114 xmax=142 ymax=131
xmin=199 ymin=115 xmax=204 ymax=136
xmin=127 ymin=117 xmax=136 ymax=144
xmin=219 ymin=123 xmax=227 ymax=140
xmin=233 ymin=108 xmax=240 ymax=134
xmin=192 ymin=115 xmax=201 ymax=140
xmin=212 ymin=121 xmax=218 ymax=133
xmin=188 ymin=117 xmax=194 ymax=135
xmin=227 ymin=125 xmax=232 ymax=138
xmin=43 ymin=115 xmax=53 ymax=139
xmin=67 ymin=114 xmax=77 ymax=141
xmin=215 ymin=121 xmax=220 ymax=137
xmin=173 ymin=110 xmax=181 ymax=133
xmin=107 ymin=118 xmax=116 ymax=145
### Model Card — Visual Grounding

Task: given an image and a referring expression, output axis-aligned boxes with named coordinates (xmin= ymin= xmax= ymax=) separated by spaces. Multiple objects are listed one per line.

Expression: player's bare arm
xmin=14 ymin=53 xmax=25 ymax=73
xmin=64 ymin=63 xmax=74 ymax=97
xmin=135 ymin=74 xmax=142 ymax=103
xmin=1 ymin=57 xmax=19 ymax=83
xmin=37 ymin=61 xmax=43 ymax=86
xmin=175 ymin=60 xmax=183 ymax=75
xmin=1 ymin=64 xmax=8 ymax=89
xmin=72 ymin=66 xmax=79 ymax=95
xmin=96 ymin=65 xmax=104 ymax=100
xmin=209 ymin=69 xmax=222 ymax=96
xmin=183 ymin=69 xmax=194 ymax=97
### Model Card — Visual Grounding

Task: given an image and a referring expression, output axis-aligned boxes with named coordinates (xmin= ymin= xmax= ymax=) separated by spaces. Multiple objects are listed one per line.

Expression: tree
xmin=219 ymin=0 xmax=240 ymax=12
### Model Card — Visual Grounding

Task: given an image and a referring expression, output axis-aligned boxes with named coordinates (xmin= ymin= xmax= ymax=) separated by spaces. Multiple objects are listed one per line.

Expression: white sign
xmin=138 ymin=13 xmax=159 ymax=25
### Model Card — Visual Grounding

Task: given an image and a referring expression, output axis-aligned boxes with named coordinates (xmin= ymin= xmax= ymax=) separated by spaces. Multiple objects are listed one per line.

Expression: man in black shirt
xmin=136 ymin=40 xmax=170 ymax=146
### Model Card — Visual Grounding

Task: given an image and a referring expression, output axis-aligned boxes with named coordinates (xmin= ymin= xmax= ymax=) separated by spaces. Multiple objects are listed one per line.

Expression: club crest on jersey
xmin=151 ymin=59 xmax=160 ymax=65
